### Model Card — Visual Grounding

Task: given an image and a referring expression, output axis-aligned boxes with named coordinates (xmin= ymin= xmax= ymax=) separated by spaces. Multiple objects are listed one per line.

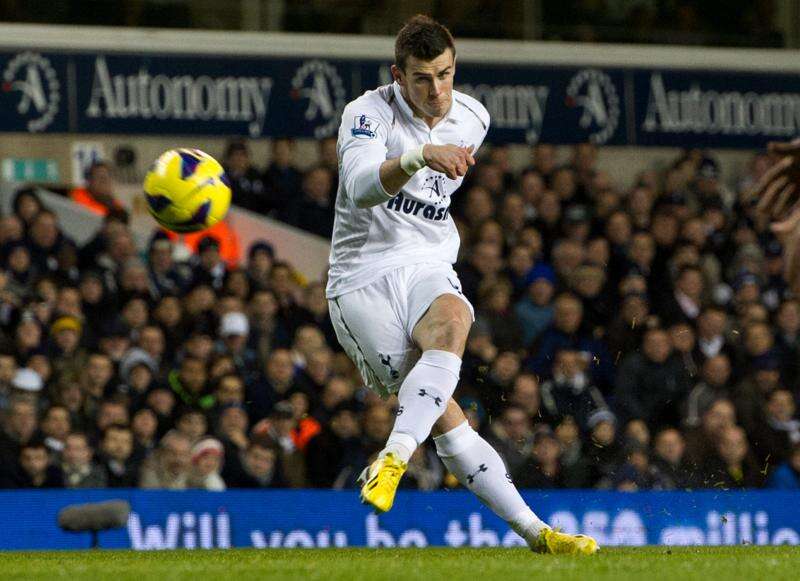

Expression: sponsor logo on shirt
xmin=351 ymin=114 xmax=378 ymax=139
xmin=386 ymin=193 xmax=450 ymax=221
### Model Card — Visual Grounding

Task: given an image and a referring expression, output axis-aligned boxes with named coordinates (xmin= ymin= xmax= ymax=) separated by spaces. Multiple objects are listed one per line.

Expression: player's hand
xmin=753 ymin=139 xmax=800 ymax=292
xmin=423 ymin=144 xmax=476 ymax=180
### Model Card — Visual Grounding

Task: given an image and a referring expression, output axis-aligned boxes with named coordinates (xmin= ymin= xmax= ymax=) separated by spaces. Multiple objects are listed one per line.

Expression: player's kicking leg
xmin=358 ymin=294 xmax=598 ymax=555
xmin=430 ymin=399 xmax=598 ymax=555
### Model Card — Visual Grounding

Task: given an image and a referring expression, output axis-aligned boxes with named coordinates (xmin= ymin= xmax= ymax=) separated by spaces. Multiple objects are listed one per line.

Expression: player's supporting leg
xmin=432 ymin=400 xmax=598 ymax=555
xmin=382 ymin=294 xmax=471 ymax=463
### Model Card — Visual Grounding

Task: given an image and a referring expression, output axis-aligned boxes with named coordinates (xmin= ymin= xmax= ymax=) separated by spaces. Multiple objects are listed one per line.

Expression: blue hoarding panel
xmin=1 ymin=489 xmax=799 ymax=550
xmin=1 ymin=48 xmax=799 ymax=148
xmin=633 ymin=69 xmax=800 ymax=149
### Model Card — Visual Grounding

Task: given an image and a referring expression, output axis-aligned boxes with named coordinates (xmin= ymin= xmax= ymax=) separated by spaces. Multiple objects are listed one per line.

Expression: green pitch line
xmin=1 ymin=547 xmax=799 ymax=581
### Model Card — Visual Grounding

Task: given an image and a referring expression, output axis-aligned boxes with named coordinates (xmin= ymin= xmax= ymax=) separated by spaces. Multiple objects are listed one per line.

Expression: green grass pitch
xmin=2 ymin=546 xmax=799 ymax=580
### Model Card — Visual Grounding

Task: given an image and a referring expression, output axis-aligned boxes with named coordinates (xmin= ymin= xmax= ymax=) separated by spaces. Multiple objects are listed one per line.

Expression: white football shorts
xmin=328 ymin=262 xmax=474 ymax=398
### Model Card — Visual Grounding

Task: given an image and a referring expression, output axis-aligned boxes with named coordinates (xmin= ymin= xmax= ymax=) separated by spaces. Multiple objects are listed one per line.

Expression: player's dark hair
xmin=395 ymin=15 xmax=455 ymax=70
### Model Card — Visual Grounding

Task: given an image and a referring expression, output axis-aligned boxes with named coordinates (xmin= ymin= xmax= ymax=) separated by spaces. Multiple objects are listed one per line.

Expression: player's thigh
xmin=329 ymin=288 xmax=418 ymax=396
xmin=406 ymin=265 xmax=474 ymax=355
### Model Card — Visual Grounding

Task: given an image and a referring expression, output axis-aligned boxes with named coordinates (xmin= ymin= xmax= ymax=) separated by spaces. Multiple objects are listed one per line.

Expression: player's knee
xmin=421 ymin=308 xmax=470 ymax=353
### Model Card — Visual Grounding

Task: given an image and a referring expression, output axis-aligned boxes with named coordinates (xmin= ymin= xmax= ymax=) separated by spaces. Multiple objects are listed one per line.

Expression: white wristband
xmin=400 ymin=145 xmax=427 ymax=176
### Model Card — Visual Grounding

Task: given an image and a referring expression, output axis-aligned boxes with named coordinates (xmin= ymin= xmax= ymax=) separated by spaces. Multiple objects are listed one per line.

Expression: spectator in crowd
xmin=694 ymin=306 xmax=735 ymax=365
xmin=485 ymin=405 xmax=534 ymax=476
xmin=615 ymin=328 xmax=690 ymax=427
xmin=226 ymin=441 xmax=283 ymax=488
xmin=191 ymin=237 xmax=227 ymax=291
xmin=702 ymin=425 xmax=763 ymax=489
xmin=656 ymin=265 xmax=705 ymax=326
xmin=7 ymin=368 xmax=43 ymax=407
xmin=139 ymin=430 xmax=193 ymax=489
xmin=0 ymin=398 xmax=38 ymax=485
xmin=457 ymin=241 xmax=503 ymax=304
xmin=188 ymin=437 xmax=226 ymax=491
xmin=685 ymin=397 xmax=737 ymax=470
xmin=222 ymin=139 xmax=265 ymax=212
xmin=652 ymin=427 xmax=698 ymax=489
xmin=749 ymin=388 xmax=800 ymax=467
xmin=475 ymin=279 xmax=523 ymax=352
xmin=528 ymin=292 xmax=612 ymax=388
xmin=262 ymin=138 xmax=302 ymax=215
xmin=99 ymin=423 xmax=137 ymax=487
xmin=767 ymin=443 xmax=800 ymax=489
xmin=513 ymin=427 xmax=565 ymax=489
xmin=69 ymin=161 xmax=124 ymax=217
xmin=147 ymin=233 xmax=188 ymax=298
xmin=609 ymin=442 xmax=672 ymax=491
xmin=61 ymin=432 xmax=107 ymax=488
xmin=284 ymin=166 xmax=335 ymax=238
xmin=539 ymin=349 xmax=608 ymax=433
xmin=584 ymin=410 xmax=622 ymax=486
xmin=514 ymin=264 xmax=556 ymax=348
xmin=246 ymin=241 xmax=274 ymax=292
xmin=28 ymin=210 xmax=71 ymax=276
xmin=249 ymin=348 xmax=297 ymax=421
xmin=305 ymin=404 xmax=363 ymax=488
xmin=734 ymin=355 xmax=782 ymax=435
xmin=606 ymin=292 xmax=650 ymax=358
xmin=12 ymin=188 xmax=44 ymax=230
xmin=168 ymin=356 xmax=214 ymax=411
xmin=683 ymin=354 xmax=733 ymax=428
xmin=13 ymin=439 xmax=63 ymax=488
xmin=175 ymin=407 xmax=209 ymax=445
xmin=217 ymin=312 xmax=259 ymax=382
xmin=40 ymin=405 xmax=71 ymax=458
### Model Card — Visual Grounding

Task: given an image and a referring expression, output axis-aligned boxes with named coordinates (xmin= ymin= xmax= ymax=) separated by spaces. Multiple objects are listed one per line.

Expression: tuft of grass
xmin=2 ymin=546 xmax=800 ymax=581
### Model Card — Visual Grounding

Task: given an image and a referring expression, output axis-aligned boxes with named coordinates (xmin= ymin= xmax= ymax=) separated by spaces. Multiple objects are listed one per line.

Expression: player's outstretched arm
xmin=377 ymin=144 xmax=474 ymax=196
xmin=753 ymin=139 xmax=800 ymax=292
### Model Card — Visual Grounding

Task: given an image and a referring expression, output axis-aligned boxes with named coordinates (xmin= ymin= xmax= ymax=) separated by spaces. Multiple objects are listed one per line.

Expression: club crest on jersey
xmin=351 ymin=114 xmax=378 ymax=139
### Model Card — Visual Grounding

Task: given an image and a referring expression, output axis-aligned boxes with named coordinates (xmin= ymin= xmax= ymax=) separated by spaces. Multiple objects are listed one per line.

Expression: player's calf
xmin=382 ymin=349 xmax=462 ymax=463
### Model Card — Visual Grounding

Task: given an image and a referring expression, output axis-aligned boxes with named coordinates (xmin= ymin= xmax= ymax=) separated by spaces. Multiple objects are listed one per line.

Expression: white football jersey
xmin=325 ymin=82 xmax=490 ymax=299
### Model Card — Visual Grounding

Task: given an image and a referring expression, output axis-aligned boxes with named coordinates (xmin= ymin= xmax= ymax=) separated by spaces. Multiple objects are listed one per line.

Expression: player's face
xmin=394 ymin=49 xmax=455 ymax=120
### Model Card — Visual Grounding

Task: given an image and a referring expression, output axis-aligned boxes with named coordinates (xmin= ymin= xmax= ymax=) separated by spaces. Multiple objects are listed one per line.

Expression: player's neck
xmin=399 ymin=86 xmax=444 ymax=129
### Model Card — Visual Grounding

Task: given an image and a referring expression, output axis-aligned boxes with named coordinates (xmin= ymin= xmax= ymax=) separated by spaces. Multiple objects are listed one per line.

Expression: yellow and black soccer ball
xmin=143 ymin=148 xmax=231 ymax=233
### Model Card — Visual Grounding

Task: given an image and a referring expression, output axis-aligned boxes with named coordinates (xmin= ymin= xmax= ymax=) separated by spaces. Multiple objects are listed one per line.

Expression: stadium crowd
xmin=2 ymin=137 xmax=800 ymax=493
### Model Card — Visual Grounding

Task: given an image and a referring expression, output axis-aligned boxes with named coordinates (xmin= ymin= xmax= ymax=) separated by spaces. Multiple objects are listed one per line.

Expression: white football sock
xmin=381 ymin=350 xmax=461 ymax=463
xmin=434 ymin=421 xmax=550 ymax=545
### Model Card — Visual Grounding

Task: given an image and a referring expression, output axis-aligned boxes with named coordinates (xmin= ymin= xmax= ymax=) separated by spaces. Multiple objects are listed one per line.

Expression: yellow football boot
xmin=534 ymin=528 xmax=599 ymax=555
xmin=358 ymin=453 xmax=408 ymax=514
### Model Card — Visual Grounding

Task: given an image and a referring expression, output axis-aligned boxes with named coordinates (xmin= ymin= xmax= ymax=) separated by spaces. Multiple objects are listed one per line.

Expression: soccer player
xmin=326 ymin=14 xmax=598 ymax=555
xmin=754 ymin=140 xmax=800 ymax=292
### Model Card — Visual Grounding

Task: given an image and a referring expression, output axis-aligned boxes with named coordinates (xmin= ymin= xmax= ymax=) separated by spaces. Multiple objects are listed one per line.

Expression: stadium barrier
xmin=2 ymin=489 xmax=799 ymax=550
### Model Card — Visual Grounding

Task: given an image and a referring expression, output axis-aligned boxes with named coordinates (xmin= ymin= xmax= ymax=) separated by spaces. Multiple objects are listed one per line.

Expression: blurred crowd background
xmin=3 ymin=136 xmax=800 ymax=493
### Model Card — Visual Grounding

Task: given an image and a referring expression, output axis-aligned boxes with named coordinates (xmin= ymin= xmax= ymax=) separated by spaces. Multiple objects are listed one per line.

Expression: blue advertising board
xmin=1 ymin=489 xmax=799 ymax=550
xmin=1 ymin=47 xmax=799 ymax=148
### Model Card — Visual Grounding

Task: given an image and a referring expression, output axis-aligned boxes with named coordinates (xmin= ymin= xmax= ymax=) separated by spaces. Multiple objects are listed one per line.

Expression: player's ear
xmin=390 ymin=64 xmax=404 ymax=86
